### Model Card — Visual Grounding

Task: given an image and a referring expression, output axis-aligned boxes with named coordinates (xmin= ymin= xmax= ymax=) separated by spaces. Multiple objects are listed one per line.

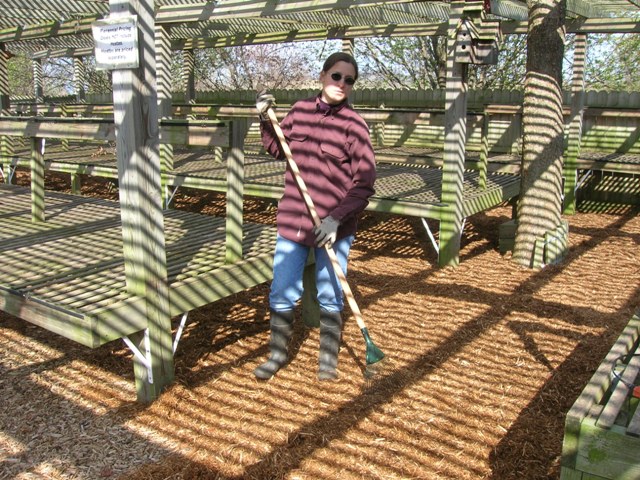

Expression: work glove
xmin=314 ymin=216 xmax=340 ymax=248
xmin=256 ymin=89 xmax=276 ymax=120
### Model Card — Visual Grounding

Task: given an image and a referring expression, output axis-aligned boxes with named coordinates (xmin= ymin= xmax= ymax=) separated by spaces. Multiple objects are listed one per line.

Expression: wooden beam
xmin=225 ymin=119 xmax=248 ymax=264
xmin=0 ymin=43 xmax=10 ymax=114
xmin=502 ymin=17 xmax=640 ymax=34
xmin=73 ymin=57 xmax=86 ymax=102
xmin=32 ymin=59 xmax=43 ymax=105
xmin=30 ymin=136 xmax=45 ymax=222
xmin=182 ymin=49 xmax=196 ymax=103
xmin=0 ymin=16 xmax=99 ymax=43
xmin=175 ymin=22 xmax=448 ymax=50
xmin=566 ymin=0 xmax=610 ymax=18
xmin=109 ymin=0 xmax=173 ymax=403
xmin=489 ymin=0 xmax=529 ymax=21
xmin=155 ymin=0 xmax=428 ymax=24
xmin=0 ymin=117 xmax=116 ymax=140
xmin=439 ymin=1 xmax=468 ymax=268
xmin=563 ymin=33 xmax=587 ymax=215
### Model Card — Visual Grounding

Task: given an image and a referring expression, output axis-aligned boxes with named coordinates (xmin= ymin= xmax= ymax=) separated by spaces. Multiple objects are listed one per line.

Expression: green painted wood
xmin=564 ymin=33 xmax=587 ymax=215
xmin=0 ymin=184 xmax=277 ymax=348
xmin=30 ymin=137 xmax=45 ymax=222
xmin=226 ymin=118 xmax=248 ymax=264
xmin=559 ymin=466 xmax=585 ymax=479
xmin=596 ymin=349 xmax=640 ymax=429
xmin=109 ymin=0 xmax=173 ymax=402
xmin=439 ymin=1 xmax=468 ymax=268
xmin=574 ymin=418 xmax=640 ymax=479
xmin=562 ymin=314 xmax=640 ymax=470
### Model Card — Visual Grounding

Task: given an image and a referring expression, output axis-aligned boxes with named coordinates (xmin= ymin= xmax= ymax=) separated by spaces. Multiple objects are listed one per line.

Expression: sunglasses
xmin=330 ymin=72 xmax=356 ymax=86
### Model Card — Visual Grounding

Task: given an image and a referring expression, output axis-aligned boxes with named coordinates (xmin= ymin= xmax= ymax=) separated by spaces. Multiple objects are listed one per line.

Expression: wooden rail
xmin=0 ymin=115 xmax=279 ymax=401
xmin=561 ymin=312 xmax=640 ymax=479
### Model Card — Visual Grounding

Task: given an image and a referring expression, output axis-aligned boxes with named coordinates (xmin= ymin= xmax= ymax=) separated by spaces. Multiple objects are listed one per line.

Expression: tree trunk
xmin=513 ymin=0 xmax=566 ymax=268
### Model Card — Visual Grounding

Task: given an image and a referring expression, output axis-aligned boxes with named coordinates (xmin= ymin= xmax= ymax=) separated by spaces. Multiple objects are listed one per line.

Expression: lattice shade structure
xmin=1 ymin=0 xmax=639 ymax=58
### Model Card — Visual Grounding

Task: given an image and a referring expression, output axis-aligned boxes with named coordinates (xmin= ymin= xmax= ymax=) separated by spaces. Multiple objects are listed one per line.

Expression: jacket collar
xmin=315 ymin=94 xmax=348 ymax=116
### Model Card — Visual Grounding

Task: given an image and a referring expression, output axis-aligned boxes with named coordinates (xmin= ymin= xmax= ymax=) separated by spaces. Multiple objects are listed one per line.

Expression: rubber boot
xmin=318 ymin=310 xmax=343 ymax=381
xmin=254 ymin=310 xmax=294 ymax=380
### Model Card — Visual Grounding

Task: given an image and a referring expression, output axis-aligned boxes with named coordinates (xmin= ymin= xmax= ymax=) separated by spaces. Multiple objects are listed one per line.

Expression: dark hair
xmin=322 ymin=52 xmax=358 ymax=80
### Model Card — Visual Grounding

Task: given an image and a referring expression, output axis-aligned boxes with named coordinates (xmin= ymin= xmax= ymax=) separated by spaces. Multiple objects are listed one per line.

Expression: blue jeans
xmin=269 ymin=234 xmax=354 ymax=313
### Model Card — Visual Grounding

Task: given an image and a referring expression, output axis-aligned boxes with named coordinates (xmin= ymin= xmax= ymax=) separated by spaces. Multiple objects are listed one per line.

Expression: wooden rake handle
xmin=266 ymin=108 xmax=367 ymax=331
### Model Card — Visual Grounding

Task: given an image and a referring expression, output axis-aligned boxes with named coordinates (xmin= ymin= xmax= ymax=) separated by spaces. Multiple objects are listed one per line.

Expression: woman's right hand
xmin=256 ymin=89 xmax=276 ymax=118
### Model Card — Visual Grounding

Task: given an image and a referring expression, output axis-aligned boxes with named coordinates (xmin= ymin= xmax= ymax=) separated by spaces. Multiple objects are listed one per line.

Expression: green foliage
xmin=7 ymin=55 xmax=33 ymax=97
xmin=468 ymin=35 xmax=528 ymax=90
xmin=586 ymin=34 xmax=640 ymax=91
xmin=81 ymin=57 xmax=113 ymax=94
xmin=357 ymin=36 xmax=445 ymax=89
xmin=356 ymin=35 xmax=528 ymax=91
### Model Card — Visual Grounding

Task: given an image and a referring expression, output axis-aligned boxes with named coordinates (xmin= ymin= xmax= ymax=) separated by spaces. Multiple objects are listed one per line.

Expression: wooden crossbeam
xmin=155 ymin=0 xmax=424 ymax=24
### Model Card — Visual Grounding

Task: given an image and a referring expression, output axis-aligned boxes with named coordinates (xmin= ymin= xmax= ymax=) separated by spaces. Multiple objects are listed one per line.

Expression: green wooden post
xmin=0 ymin=43 xmax=12 ymax=184
xmin=110 ymin=0 xmax=173 ymax=402
xmin=226 ymin=118 xmax=248 ymax=264
xmin=61 ymin=104 xmax=69 ymax=151
xmin=32 ymin=59 xmax=43 ymax=110
xmin=30 ymin=137 xmax=46 ymax=222
xmin=73 ymin=57 xmax=86 ymax=103
xmin=182 ymin=49 xmax=196 ymax=106
xmin=156 ymin=25 xmax=173 ymax=207
xmin=478 ymin=110 xmax=489 ymax=189
xmin=563 ymin=33 xmax=587 ymax=215
xmin=439 ymin=1 xmax=468 ymax=268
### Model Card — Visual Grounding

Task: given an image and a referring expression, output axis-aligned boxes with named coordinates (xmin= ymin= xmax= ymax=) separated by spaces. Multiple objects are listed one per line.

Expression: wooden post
xmin=563 ymin=33 xmax=587 ymax=215
xmin=478 ymin=110 xmax=489 ymax=189
xmin=342 ymin=39 xmax=356 ymax=104
xmin=342 ymin=38 xmax=355 ymax=57
xmin=0 ymin=43 xmax=13 ymax=184
xmin=439 ymin=1 xmax=468 ymax=268
xmin=182 ymin=49 xmax=196 ymax=106
xmin=73 ymin=57 xmax=86 ymax=102
xmin=32 ymin=59 xmax=44 ymax=112
xmin=226 ymin=118 xmax=248 ymax=263
xmin=0 ymin=44 xmax=9 ymax=115
xmin=110 ymin=0 xmax=173 ymax=402
xmin=156 ymin=25 xmax=173 ymax=206
xmin=30 ymin=137 xmax=46 ymax=222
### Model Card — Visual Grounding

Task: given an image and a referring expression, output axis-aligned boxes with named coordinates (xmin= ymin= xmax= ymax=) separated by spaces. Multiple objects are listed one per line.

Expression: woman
xmin=254 ymin=52 xmax=376 ymax=381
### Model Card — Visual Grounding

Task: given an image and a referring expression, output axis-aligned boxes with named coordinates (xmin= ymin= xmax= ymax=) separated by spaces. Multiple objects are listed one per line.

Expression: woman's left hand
xmin=314 ymin=216 xmax=340 ymax=248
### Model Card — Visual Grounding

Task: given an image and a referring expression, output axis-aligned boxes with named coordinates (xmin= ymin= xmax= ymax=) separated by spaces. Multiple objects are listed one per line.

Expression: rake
xmin=266 ymin=107 xmax=385 ymax=376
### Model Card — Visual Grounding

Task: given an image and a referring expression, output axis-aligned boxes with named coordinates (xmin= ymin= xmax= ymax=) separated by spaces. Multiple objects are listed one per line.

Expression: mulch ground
xmin=1 ymin=172 xmax=639 ymax=480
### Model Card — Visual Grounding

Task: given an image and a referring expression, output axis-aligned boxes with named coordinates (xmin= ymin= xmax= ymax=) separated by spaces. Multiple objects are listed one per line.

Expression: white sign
xmin=92 ymin=16 xmax=139 ymax=70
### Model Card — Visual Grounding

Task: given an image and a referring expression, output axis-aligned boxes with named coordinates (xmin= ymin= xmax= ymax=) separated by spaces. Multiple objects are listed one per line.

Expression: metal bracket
xmin=576 ymin=169 xmax=593 ymax=190
xmin=122 ymin=312 xmax=191 ymax=384
xmin=420 ymin=218 xmax=466 ymax=256
xmin=421 ymin=218 xmax=440 ymax=254
xmin=165 ymin=184 xmax=180 ymax=208
xmin=123 ymin=329 xmax=153 ymax=384
xmin=173 ymin=312 xmax=189 ymax=354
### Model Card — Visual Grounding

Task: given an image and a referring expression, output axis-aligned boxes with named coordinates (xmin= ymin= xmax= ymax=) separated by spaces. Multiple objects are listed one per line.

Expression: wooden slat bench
xmin=0 ymin=115 xmax=282 ymax=400
xmin=1 ymin=139 xmax=521 ymax=220
xmin=561 ymin=311 xmax=640 ymax=479
xmin=0 ymin=184 xmax=276 ymax=348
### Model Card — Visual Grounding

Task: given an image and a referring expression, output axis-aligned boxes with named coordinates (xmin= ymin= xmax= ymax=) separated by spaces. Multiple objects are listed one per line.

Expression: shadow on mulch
xmin=2 ymin=171 xmax=639 ymax=480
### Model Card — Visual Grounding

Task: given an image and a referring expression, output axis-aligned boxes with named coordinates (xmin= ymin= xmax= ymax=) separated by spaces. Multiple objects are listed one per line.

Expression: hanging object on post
xmin=454 ymin=1 xmax=502 ymax=66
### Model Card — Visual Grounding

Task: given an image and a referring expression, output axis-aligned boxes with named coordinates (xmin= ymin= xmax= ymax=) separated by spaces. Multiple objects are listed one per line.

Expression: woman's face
xmin=319 ymin=61 xmax=356 ymax=105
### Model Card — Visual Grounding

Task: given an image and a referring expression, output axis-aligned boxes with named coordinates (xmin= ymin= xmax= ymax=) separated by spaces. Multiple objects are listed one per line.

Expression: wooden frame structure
xmin=1 ymin=0 xmax=639 ymax=400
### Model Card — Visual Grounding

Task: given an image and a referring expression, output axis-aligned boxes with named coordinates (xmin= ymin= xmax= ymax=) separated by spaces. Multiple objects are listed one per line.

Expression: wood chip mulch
xmin=1 ymin=172 xmax=639 ymax=479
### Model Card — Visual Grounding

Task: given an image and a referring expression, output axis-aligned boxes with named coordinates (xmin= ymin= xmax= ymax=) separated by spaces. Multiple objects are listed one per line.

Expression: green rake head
xmin=361 ymin=327 xmax=386 ymax=378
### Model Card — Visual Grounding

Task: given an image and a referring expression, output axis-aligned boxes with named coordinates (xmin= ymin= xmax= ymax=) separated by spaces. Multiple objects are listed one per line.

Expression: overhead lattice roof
xmin=1 ymin=0 xmax=639 ymax=58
